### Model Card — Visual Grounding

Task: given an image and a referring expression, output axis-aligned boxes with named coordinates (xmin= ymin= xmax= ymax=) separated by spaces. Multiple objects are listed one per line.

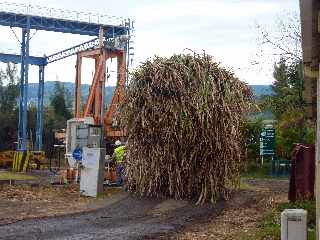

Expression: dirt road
xmin=159 ymin=179 xmax=289 ymax=240
xmin=0 ymin=179 xmax=288 ymax=240
xmin=0 ymin=192 xmax=224 ymax=240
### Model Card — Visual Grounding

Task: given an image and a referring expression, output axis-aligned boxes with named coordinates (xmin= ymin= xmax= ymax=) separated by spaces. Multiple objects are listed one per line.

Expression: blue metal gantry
xmin=0 ymin=2 xmax=133 ymax=152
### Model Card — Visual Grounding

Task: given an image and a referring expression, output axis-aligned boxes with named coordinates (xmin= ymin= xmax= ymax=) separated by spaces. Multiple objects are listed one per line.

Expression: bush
xmin=276 ymin=110 xmax=315 ymax=159
xmin=242 ymin=118 xmax=264 ymax=164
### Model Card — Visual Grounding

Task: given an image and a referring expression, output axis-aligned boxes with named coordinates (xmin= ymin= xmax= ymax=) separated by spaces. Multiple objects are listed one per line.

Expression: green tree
xmin=0 ymin=63 xmax=19 ymax=150
xmin=243 ymin=118 xmax=264 ymax=163
xmin=263 ymin=59 xmax=303 ymax=119
xmin=254 ymin=11 xmax=314 ymax=160
xmin=261 ymin=59 xmax=314 ymax=158
xmin=0 ymin=63 xmax=19 ymax=113
xmin=50 ymin=81 xmax=71 ymax=120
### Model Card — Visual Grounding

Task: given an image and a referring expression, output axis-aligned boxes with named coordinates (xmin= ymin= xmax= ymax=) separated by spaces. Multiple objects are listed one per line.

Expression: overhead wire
xmin=29 ymin=30 xmax=38 ymax=40
xmin=10 ymin=27 xmax=38 ymax=45
xmin=9 ymin=27 xmax=21 ymax=44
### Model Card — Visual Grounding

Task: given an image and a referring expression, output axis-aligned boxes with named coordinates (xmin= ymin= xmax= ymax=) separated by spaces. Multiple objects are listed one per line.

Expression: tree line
xmin=245 ymin=12 xmax=315 ymax=163
xmin=0 ymin=63 xmax=72 ymax=152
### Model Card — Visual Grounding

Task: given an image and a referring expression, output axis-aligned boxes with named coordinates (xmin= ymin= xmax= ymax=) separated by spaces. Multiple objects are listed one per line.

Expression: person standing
xmin=113 ymin=140 xmax=126 ymax=185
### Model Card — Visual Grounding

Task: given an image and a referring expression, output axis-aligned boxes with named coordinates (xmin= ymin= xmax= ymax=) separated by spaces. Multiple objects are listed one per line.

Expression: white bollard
xmin=80 ymin=147 xmax=105 ymax=197
xmin=281 ymin=209 xmax=307 ymax=240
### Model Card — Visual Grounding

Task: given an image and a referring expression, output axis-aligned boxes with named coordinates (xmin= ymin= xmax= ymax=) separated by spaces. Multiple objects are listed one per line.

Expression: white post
xmin=281 ymin=209 xmax=307 ymax=240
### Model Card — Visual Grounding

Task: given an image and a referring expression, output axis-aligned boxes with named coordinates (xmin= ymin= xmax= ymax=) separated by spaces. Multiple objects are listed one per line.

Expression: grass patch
xmin=0 ymin=171 xmax=37 ymax=181
xmin=252 ymin=200 xmax=316 ymax=240
xmin=241 ymin=162 xmax=289 ymax=180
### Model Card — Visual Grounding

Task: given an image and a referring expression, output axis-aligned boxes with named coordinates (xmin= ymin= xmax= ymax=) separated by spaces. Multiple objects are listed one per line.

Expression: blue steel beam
xmin=35 ymin=65 xmax=44 ymax=151
xmin=0 ymin=36 xmax=127 ymax=66
xmin=0 ymin=51 xmax=46 ymax=151
xmin=0 ymin=53 xmax=46 ymax=65
xmin=46 ymin=38 xmax=99 ymax=64
xmin=18 ymin=39 xmax=24 ymax=150
xmin=46 ymin=37 xmax=128 ymax=64
xmin=0 ymin=11 xmax=128 ymax=38
xmin=19 ymin=18 xmax=30 ymax=152
xmin=0 ymin=5 xmax=131 ymax=153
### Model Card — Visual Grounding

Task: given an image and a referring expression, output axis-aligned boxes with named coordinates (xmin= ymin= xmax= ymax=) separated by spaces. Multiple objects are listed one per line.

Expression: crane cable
xmin=10 ymin=27 xmax=38 ymax=44
xmin=9 ymin=26 xmax=21 ymax=44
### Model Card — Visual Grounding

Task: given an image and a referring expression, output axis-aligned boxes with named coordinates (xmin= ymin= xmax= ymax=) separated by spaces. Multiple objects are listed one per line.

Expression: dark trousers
xmin=116 ymin=164 xmax=125 ymax=185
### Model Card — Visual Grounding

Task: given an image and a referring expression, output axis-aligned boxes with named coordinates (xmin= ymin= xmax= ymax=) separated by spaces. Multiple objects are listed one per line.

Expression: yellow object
xmin=114 ymin=146 xmax=125 ymax=164
xmin=0 ymin=171 xmax=36 ymax=180
xmin=30 ymin=151 xmax=46 ymax=169
xmin=12 ymin=151 xmax=30 ymax=172
xmin=22 ymin=151 xmax=30 ymax=172
xmin=13 ymin=151 xmax=23 ymax=172
xmin=12 ymin=151 xmax=46 ymax=172
xmin=0 ymin=151 xmax=14 ymax=167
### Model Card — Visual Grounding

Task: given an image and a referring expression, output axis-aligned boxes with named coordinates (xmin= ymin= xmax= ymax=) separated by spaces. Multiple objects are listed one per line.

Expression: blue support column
xmin=18 ymin=16 xmax=30 ymax=151
xmin=17 ymin=37 xmax=25 ymax=150
xmin=35 ymin=65 xmax=45 ymax=151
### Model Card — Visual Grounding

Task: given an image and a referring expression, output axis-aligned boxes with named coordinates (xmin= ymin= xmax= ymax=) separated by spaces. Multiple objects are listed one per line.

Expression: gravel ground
xmin=0 ymin=179 xmax=288 ymax=240
xmin=0 ymin=194 xmax=223 ymax=240
xmin=157 ymin=179 xmax=289 ymax=240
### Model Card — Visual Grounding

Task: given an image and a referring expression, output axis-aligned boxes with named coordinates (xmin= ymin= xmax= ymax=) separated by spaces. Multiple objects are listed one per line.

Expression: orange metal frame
xmin=74 ymin=47 xmax=126 ymax=140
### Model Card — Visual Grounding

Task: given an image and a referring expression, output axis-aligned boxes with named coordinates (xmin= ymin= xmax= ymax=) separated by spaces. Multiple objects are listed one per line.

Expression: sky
xmin=0 ymin=0 xmax=300 ymax=86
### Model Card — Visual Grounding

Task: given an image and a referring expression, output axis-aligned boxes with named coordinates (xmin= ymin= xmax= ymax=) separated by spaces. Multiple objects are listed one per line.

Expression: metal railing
xmin=0 ymin=1 xmax=129 ymax=26
xmin=46 ymin=38 xmax=100 ymax=63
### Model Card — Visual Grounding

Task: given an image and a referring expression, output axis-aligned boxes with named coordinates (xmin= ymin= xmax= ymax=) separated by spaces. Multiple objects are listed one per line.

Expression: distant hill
xmin=26 ymin=82 xmax=273 ymax=106
xmin=250 ymin=85 xmax=274 ymax=98
xmin=249 ymin=85 xmax=275 ymax=120
xmin=28 ymin=82 xmax=116 ymax=106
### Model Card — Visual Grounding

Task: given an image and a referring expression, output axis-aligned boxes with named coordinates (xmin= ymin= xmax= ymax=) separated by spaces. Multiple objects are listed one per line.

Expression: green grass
xmin=241 ymin=162 xmax=289 ymax=180
xmin=0 ymin=171 xmax=37 ymax=180
xmin=252 ymin=200 xmax=316 ymax=240
xmin=241 ymin=163 xmax=314 ymax=239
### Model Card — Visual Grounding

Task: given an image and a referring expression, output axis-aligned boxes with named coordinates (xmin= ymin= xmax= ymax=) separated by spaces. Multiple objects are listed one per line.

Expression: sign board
xmin=260 ymin=128 xmax=275 ymax=156
xmin=72 ymin=147 xmax=83 ymax=161
xmin=82 ymin=148 xmax=99 ymax=168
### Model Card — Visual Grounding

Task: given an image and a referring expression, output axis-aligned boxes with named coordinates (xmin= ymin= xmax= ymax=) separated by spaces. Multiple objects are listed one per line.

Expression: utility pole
xmin=317 ymin=66 xmax=320 ymax=240
xmin=299 ymin=1 xmax=319 ymax=238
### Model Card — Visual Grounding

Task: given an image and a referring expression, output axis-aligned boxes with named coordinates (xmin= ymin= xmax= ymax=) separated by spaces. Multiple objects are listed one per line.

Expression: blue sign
xmin=72 ymin=147 xmax=83 ymax=161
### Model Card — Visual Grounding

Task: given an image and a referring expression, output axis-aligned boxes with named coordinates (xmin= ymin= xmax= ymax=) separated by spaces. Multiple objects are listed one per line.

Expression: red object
xmin=289 ymin=144 xmax=315 ymax=201
xmin=74 ymin=47 xmax=127 ymax=140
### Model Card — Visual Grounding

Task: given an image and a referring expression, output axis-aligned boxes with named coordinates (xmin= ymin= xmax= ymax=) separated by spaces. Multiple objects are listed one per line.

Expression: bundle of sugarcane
xmin=119 ymin=52 xmax=253 ymax=204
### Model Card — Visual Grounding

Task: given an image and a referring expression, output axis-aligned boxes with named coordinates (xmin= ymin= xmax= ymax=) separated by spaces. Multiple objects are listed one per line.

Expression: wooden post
xmin=94 ymin=55 xmax=101 ymax=123
xmin=317 ymin=64 xmax=320 ymax=240
xmin=75 ymin=54 xmax=82 ymax=118
xmin=118 ymin=50 xmax=126 ymax=87
xmin=101 ymin=49 xmax=106 ymax=126
xmin=99 ymin=27 xmax=104 ymax=48
xmin=84 ymin=57 xmax=102 ymax=120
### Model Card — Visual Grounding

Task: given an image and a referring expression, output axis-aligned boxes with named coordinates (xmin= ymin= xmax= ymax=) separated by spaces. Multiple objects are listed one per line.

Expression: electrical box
xmin=281 ymin=209 xmax=307 ymax=240
xmin=80 ymin=147 xmax=105 ymax=197
xmin=65 ymin=118 xmax=102 ymax=167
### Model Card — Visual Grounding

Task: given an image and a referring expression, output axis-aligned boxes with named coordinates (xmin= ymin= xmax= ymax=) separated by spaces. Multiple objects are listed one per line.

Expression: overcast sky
xmin=0 ymin=0 xmax=299 ymax=86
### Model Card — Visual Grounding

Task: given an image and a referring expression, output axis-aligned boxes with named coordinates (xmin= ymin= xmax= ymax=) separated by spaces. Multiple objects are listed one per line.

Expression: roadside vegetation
xmin=241 ymin=162 xmax=287 ymax=180
xmin=240 ymin=200 xmax=316 ymax=240
xmin=240 ymin=13 xmax=315 ymax=240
